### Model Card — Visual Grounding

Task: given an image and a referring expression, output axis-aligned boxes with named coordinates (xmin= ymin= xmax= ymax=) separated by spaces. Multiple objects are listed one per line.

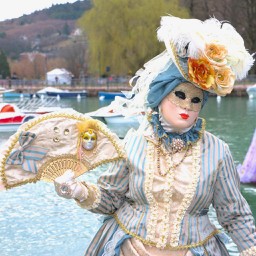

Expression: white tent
xmin=46 ymin=68 xmax=73 ymax=85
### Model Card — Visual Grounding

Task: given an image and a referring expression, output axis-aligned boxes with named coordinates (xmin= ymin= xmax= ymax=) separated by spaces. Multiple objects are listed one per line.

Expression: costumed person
xmin=54 ymin=16 xmax=256 ymax=255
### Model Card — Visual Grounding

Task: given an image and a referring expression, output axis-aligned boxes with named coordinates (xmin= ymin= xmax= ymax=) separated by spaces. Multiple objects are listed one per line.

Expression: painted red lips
xmin=180 ymin=113 xmax=189 ymax=120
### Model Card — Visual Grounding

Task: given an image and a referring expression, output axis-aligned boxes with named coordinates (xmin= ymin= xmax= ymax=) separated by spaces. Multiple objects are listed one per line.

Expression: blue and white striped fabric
xmin=79 ymin=127 xmax=256 ymax=256
xmin=6 ymin=131 xmax=48 ymax=173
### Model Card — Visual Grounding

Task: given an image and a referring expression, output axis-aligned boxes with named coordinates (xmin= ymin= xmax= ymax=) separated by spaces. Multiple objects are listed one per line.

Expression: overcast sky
xmin=0 ymin=0 xmax=79 ymax=21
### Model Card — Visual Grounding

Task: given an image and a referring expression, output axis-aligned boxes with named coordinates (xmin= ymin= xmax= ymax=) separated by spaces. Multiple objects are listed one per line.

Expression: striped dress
xmin=77 ymin=125 xmax=256 ymax=256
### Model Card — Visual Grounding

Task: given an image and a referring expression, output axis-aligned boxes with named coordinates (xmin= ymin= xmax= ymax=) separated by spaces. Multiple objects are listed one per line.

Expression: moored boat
xmin=0 ymin=103 xmax=37 ymax=132
xmin=2 ymin=92 xmax=32 ymax=98
xmin=0 ymin=99 xmax=74 ymax=132
xmin=46 ymin=90 xmax=87 ymax=98
xmin=98 ymin=91 xmax=126 ymax=101
xmin=36 ymin=86 xmax=67 ymax=97
xmin=36 ymin=86 xmax=87 ymax=99
xmin=85 ymin=97 xmax=144 ymax=138
xmin=0 ymin=87 xmax=15 ymax=97
xmin=0 ymin=86 xmax=34 ymax=98
xmin=246 ymin=84 xmax=256 ymax=99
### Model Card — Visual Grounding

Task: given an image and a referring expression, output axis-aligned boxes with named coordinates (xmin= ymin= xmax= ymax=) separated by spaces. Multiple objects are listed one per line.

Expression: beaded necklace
xmin=156 ymin=139 xmax=190 ymax=176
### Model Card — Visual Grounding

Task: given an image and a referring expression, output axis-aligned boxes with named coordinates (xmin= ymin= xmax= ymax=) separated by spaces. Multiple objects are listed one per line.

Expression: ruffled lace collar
xmin=148 ymin=110 xmax=205 ymax=148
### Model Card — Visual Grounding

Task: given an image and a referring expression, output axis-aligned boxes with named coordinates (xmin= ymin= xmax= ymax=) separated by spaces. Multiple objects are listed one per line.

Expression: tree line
xmin=78 ymin=0 xmax=256 ymax=76
xmin=0 ymin=0 xmax=255 ymax=80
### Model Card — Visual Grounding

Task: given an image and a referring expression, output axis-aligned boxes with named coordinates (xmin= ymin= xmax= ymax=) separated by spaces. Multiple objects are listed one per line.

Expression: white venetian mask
xmin=81 ymin=129 xmax=97 ymax=150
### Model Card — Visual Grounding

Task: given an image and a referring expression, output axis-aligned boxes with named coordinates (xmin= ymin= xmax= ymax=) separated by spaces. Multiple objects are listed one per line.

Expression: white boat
xmin=0 ymin=87 xmax=14 ymax=97
xmin=86 ymin=107 xmax=143 ymax=138
xmin=0 ymin=99 xmax=73 ymax=132
xmin=0 ymin=103 xmax=37 ymax=132
xmin=36 ymin=86 xmax=64 ymax=97
xmin=37 ymin=86 xmax=87 ymax=99
xmin=104 ymin=115 xmax=143 ymax=138
xmin=46 ymin=90 xmax=87 ymax=98
xmin=246 ymin=85 xmax=256 ymax=99
xmin=85 ymin=98 xmax=144 ymax=138
xmin=98 ymin=91 xmax=126 ymax=101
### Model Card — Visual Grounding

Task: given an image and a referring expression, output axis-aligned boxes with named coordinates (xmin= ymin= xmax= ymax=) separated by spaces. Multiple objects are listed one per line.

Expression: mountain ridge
xmin=0 ymin=0 xmax=91 ymax=59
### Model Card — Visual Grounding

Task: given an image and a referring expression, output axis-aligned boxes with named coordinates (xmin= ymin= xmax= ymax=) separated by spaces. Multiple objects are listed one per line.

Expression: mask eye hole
xmin=83 ymin=135 xmax=90 ymax=140
xmin=191 ymin=97 xmax=202 ymax=104
xmin=174 ymin=91 xmax=186 ymax=100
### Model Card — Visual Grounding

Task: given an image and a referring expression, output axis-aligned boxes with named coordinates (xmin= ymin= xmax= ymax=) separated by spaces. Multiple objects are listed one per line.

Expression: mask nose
xmin=182 ymin=98 xmax=193 ymax=111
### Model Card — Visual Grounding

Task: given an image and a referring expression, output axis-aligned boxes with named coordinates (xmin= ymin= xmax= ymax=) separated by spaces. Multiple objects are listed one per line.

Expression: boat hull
xmin=98 ymin=91 xmax=125 ymax=100
xmin=3 ymin=92 xmax=32 ymax=98
xmin=0 ymin=114 xmax=37 ymax=132
xmin=0 ymin=102 xmax=65 ymax=132
xmin=46 ymin=91 xmax=87 ymax=98
xmin=246 ymin=85 xmax=256 ymax=99
xmin=104 ymin=115 xmax=142 ymax=138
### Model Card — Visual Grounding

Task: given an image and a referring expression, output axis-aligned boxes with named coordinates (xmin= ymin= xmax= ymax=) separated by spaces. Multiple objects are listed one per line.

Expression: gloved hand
xmin=54 ymin=169 xmax=88 ymax=202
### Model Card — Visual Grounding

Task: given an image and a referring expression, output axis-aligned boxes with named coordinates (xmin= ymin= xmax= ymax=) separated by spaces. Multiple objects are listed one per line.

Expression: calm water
xmin=0 ymin=96 xmax=255 ymax=255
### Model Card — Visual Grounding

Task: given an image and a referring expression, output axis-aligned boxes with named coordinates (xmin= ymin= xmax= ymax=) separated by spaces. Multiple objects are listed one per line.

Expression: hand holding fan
xmin=0 ymin=110 xmax=126 ymax=190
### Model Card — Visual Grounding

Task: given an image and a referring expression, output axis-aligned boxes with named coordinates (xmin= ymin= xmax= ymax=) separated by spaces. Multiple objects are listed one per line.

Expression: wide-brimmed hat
xmin=156 ymin=16 xmax=254 ymax=96
xmin=0 ymin=110 xmax=125 ymax=190
xmin=127 ymin=15 xmax=254 ymax=114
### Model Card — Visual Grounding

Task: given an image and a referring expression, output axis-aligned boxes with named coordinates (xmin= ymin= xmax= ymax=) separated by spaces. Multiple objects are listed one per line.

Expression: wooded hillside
xmin=0 ymin=0 xmax=255 ymax=80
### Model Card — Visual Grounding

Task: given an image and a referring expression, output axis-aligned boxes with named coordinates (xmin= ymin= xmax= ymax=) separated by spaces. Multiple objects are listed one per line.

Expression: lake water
xmin=0 ymin=96 xmax=255 ymax=255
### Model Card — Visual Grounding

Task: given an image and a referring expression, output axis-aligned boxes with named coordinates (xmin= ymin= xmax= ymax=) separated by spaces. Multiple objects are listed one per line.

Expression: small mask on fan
xmin=81 ymin=129 xmax=97 ymax=150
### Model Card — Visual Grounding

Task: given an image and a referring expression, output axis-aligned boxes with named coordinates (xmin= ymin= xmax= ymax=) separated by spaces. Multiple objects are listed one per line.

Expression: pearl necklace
xmin=156 ymin=140 xmax=190 ymax=176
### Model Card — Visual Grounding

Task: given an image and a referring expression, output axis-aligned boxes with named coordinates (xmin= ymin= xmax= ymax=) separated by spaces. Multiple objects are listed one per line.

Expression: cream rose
xmin=204 ymin=43 xmax=228 ymax=67
xmin=214 ymin=66 xmax=235 ymax=96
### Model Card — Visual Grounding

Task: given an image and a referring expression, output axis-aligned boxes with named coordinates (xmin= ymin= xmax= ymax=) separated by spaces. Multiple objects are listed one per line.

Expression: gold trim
xmin=154 ymin=145 xmax=176 ymax=248
xmin=144 ymin=141 xmax=159 ymax=242
xmin=76 ymin=182 xmax=102 ymax=210
xmin=113 ymin=212 xmax=220 ymax=250
xmin=0 ymin=112 xmax=126 ymax=190
xmin=39 ymin=154 xmax=87 ymax=182
xmin=143 ymin=120 xmax=205 ymax=247
xmin=241 ymin=246 xmax=256 ymax=256
xmin=170 ymin=41 xmax=189 ymax=80
xmin=170 ymin=138 xmax=201 ymax=246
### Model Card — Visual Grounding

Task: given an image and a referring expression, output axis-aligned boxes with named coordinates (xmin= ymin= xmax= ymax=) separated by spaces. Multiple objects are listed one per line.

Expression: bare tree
xmin=181 ymin=0 xmax=256 ymax=74
xmin=58 ymin=35 xmax=88 ymax=79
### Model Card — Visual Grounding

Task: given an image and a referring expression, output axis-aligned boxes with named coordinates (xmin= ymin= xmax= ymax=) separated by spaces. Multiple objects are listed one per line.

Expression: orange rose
xmin=205 ymin=43 xmax=227 ymax=67
xmin=214 ymin=66 xmax=235 ymax=96
xmin=188 ymin=57 xmax=215 ymax=90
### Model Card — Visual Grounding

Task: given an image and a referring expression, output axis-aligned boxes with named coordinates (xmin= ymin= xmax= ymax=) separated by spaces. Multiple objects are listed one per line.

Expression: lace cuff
xmin=240 ymin=246 xmax=256 ymax=256
xmin=75 ymin=182 xmax=101 ymax=210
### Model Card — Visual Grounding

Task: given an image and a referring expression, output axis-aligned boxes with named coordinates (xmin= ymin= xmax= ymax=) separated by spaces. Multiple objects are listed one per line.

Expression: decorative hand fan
xmin=0 ymin=110 xmax=126 ymax=190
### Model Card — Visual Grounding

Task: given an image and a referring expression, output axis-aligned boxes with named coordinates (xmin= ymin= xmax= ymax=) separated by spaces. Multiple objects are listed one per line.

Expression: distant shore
xmin=1 ymin=83 xmax=253 ymax=97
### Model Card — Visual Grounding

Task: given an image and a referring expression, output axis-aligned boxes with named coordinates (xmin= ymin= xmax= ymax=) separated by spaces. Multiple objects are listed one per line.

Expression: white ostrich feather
xmin=156 ymin=15 xmax=254 ymax=80
xmin=157 ymin=16 xmax=205 ymax=58
xmin=121 ymin=51 xmax=173 ymax=116
xmin=125 ymin=14 xmax=254 ymax=105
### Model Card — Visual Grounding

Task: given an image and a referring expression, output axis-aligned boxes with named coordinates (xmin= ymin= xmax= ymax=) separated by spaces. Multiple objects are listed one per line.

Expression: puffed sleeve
xmin=76 ymin=157 xmax=129 ymax=214
xmin=212 ymin=143 xmax=256 ymax=255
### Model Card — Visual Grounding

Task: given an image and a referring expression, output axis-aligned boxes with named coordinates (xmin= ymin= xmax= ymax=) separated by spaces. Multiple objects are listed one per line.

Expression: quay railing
xmin=0 ymin=75 xmax=255 ymax=96
xmin=0 ymin=77 xmax=132 ymax=96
